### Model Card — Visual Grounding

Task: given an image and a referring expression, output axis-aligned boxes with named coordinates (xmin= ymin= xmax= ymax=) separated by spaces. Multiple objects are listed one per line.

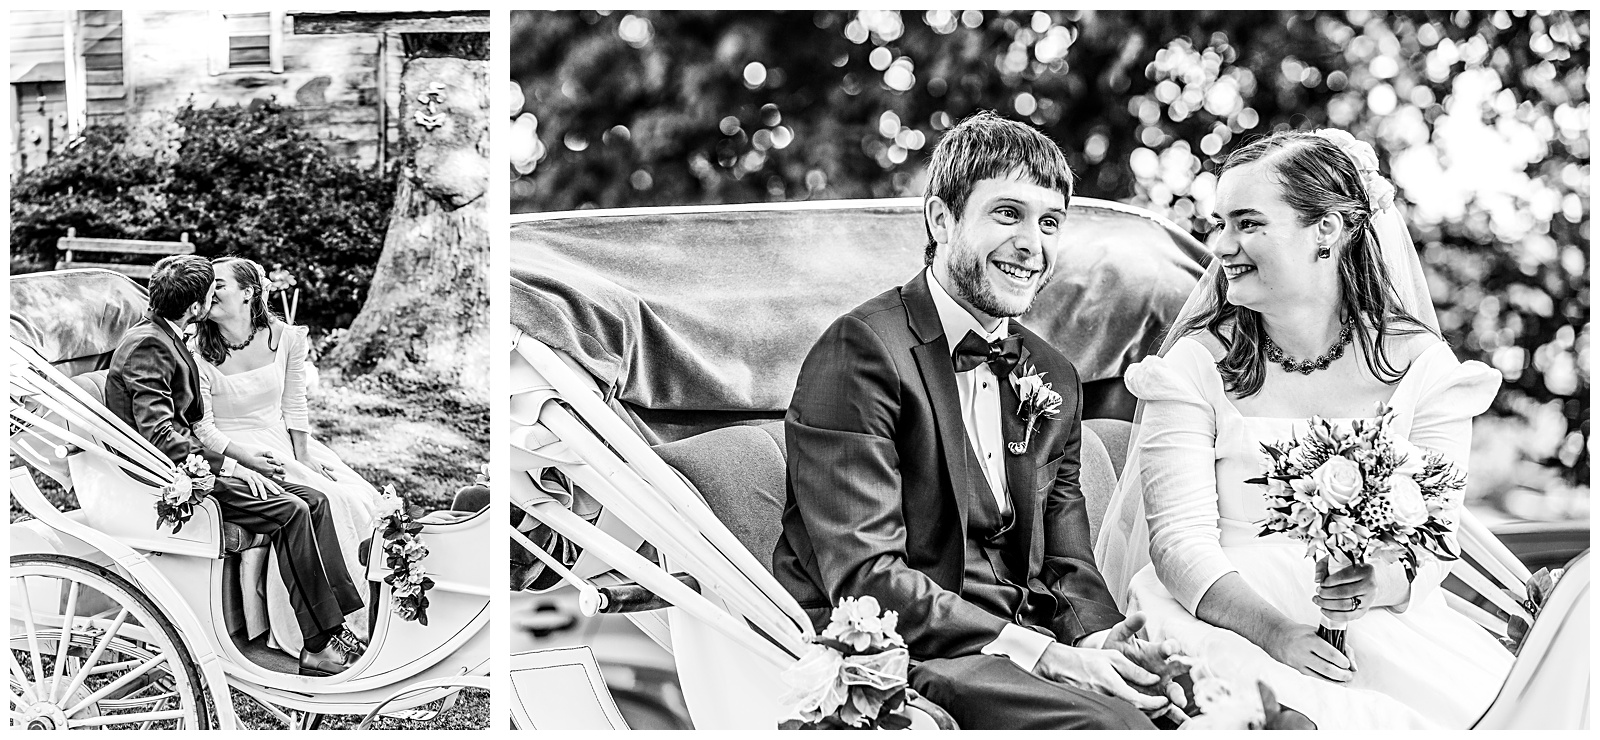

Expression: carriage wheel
xmin=9 ymin=554 xmax=211 ymax=730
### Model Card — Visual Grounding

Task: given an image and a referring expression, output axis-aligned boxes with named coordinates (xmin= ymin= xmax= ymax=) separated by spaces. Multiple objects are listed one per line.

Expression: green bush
xmin=10 ymin=101 xmax=395 ymax=333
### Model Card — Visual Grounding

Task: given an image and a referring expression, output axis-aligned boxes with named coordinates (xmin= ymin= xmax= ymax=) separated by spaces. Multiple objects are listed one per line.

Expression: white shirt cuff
xmin=980 ymin=623 xmax=1055 ymax=674
xmin=220 ymin=457 xmax=238 ymax=479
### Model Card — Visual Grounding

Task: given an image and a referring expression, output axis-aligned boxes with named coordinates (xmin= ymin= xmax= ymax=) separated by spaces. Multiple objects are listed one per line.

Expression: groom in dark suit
xmin=104 ymin=255 xmax=365 ymax=676
xmin=774 ymin=112 xmax=1182 ymax=729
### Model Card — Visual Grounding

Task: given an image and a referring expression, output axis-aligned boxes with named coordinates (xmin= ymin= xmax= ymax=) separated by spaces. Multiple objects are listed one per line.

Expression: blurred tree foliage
xmin=512 ymin=10 xmax=1589 ymax=490
xmin=11 ymin=101 xmax=395 ymax=333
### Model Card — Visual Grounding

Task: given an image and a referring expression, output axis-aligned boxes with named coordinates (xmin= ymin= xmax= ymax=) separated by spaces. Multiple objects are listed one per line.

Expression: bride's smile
xmin=1209 ymin=160 xmax=1343 ymax=319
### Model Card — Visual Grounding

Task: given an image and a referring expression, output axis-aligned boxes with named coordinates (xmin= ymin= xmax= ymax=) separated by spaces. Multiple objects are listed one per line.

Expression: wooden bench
xmin=56 ymin=227 xmax=194 ymax=279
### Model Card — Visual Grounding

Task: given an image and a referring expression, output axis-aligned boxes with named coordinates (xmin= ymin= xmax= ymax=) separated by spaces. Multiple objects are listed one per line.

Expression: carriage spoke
xmin=85 ymin=659 xmax=145 ymax=676
xmin=18 ymin=576 xmax=48 ymax=695
xmin=52 ymin=608 xmax=129 ymax=709
xmin=66 ymin=708 xmax=185 ymax=728
xmin=8 ymin=687 xmax=28 ymax=708
xmin=64 ymin=653 xmax=168 ymax=718
xmin=9 ymin=651 xmax=38 ymax=704
xmin=48 ymin=581 xmax=80 ymax=701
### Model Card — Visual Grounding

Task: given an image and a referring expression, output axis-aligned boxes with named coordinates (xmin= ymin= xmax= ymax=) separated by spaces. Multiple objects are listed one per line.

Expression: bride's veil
xmin=1091 ymin=140 xmax=1440 ymax=609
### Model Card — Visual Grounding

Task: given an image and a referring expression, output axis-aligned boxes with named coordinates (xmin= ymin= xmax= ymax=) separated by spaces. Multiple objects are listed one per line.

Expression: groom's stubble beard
xmin=947 ymin=231 xmax=1053 ymax=320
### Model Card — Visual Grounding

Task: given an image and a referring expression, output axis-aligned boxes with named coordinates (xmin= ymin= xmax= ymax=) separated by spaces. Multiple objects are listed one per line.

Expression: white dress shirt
xmin=925 ymin=273 xmax=1056 ymax=672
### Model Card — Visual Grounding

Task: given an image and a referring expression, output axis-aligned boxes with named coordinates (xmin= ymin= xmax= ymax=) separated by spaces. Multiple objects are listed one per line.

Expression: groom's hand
xmin=234 ymin=467 xmax=285 ymax=500
xmin=1098 ymin=613 xmax=1189 ymax=710
xmin=1033 ymin=641 xmax=1172 ymax=714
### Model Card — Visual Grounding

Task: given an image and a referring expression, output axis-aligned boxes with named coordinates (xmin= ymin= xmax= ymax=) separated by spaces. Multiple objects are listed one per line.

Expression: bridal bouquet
xmin=1250 ymin=406 xmax=1465 ymax=652
xmin=378 ymin=485 xmax=436 ymax=625
xmin=778 ymin=596 xmax=913 ymax=730
xmin=155 ymin=453 xmax=215 ymax=533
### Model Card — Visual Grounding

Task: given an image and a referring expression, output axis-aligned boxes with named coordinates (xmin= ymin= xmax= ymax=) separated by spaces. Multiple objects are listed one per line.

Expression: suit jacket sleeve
xmin=119 ymin=335 xmax=210 ymax=468
xmin=1039 ymin=366 xmax=1127 ymax=643
xmin=788 ymin=315 xmax=1014 ymax=659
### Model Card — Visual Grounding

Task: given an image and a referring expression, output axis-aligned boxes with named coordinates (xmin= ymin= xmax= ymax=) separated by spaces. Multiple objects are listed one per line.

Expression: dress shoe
xmin=333 ymin=625 xmax=368 ymax=657
xmin=299 ymin=638 xmax=360 ymax=677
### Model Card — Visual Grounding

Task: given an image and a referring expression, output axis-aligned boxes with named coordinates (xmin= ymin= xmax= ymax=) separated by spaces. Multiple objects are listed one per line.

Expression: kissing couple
xmin=775 ymin=112 xmax=1511 ymax=729
xmin=104 ymin=255 xmax=386 ymax=676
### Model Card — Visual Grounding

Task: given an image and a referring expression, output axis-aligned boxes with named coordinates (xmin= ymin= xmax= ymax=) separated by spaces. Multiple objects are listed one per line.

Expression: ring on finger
xmin=1351 ymin=595 xmax=1362 ymax=610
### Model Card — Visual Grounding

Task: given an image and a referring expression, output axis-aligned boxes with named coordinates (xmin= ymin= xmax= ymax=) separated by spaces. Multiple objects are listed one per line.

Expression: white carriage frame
xmin=9 ymin=333 xmax=490 ymax=730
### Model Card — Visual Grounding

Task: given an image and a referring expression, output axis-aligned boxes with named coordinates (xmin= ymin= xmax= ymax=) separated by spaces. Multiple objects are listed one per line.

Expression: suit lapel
xmin=998 ymin=334 xmax=1040 ymax=559
xmin=903 ymin=271 xmax=977 ymax=536
xmin=150 ymin=311 xmax=203 ymax=421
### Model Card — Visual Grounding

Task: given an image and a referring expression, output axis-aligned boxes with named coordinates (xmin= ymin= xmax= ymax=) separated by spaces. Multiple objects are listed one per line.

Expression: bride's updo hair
xmin=195 ymin=256 xmax=281 ymax=365
xmin=1179 ymin=129 xmax=1432 ymax=396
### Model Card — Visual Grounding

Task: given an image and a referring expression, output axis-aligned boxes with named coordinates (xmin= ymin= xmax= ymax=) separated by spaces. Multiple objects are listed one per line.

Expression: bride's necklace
xmin=222 ymin=324 xmax=261 ymax=352
xmin=1263 ymin=319 xmax=1354 ymax=375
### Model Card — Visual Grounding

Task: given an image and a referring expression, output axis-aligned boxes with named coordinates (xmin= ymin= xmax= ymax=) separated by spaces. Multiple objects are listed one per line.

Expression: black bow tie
xmin=952 ymin=330 xmax=1023 ymax=376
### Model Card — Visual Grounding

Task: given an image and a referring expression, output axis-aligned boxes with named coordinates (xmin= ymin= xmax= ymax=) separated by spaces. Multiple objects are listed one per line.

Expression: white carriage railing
xmin=9 ymin=342 xmax=179 ymax=492
xmin=510 ymin=329 xmax=812 ymax=665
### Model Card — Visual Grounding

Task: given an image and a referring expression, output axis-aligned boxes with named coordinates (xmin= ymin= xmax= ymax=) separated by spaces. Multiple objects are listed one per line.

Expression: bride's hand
xmin=240 ymin=447 xmax=285 ymax=479
xmin=1313 ymin=560 xmax=1376 ymax=623
xmin=318 ymin=463 xmax=338 ymax=481
xmin=1100 ymin=613 xmax=1189 ymax=708
xmin=1262 ymin=623 xmax=1353 ymax=683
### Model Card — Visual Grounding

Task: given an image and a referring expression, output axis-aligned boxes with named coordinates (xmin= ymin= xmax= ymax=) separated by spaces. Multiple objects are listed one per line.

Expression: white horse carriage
xmin=509 ymin=198 xmax=1589 ymax=730
xmin=9 ymin=269 xmax=489 ymax=730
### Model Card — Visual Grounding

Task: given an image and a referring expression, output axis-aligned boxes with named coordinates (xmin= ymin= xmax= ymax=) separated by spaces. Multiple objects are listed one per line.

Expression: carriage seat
xmin=653 ymin=418 xmax=1125 ymax=591
xmin=68 ymin=370 xmax=269 ymax=554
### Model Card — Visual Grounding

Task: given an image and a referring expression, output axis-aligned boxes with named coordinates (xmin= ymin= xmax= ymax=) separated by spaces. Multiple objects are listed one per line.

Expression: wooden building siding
xmin=11 ymin=10 xmax=72 ymax=173
xmin=9 ymin=10 xmax=390 ymax=172
xmin=122 ymin=10 xmax=385 ymax=169
xmin=10 ymin=10 xmax=68 ymax=83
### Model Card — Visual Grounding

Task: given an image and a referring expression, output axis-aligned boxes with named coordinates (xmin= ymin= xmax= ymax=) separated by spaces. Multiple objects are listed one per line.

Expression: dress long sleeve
xmin=193 ymin=359 xmax=232 ymax=454
xmin=1397 ymin=345 xmax=1501 ymax=609
xmin=1127 ymin=338 xmax=1238 ymax=614
xmin=281 ymin=325 xmax=311 ymax=433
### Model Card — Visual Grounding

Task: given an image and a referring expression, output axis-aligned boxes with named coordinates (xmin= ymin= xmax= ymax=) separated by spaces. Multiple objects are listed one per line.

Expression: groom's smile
xmin=931 ymin=173 xmax=1066 ymax=325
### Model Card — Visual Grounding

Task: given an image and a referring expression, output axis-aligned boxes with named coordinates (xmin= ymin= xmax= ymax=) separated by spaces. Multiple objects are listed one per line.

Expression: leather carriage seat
xmin=654 ymin=419 xmax=1127 ymax=574
xmin=68 ymin=370 xmax=268 ymax=555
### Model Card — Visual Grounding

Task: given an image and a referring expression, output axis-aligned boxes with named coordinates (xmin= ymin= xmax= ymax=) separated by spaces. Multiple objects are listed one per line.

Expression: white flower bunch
xmin=1252 ymin=406 xmax=1465 ymax=574
xmin=1314 ymin=129 xmax=1397 ymax=213
xmin=779 ymin=595 xmax=912 ymax=730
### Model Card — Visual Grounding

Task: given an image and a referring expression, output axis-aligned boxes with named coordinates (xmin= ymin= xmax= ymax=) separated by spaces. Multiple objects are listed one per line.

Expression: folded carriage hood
xmin=10 ymin=268 xmax=150 ymax=370
xmin=512 ymin=197 xmax=1206 ymax=415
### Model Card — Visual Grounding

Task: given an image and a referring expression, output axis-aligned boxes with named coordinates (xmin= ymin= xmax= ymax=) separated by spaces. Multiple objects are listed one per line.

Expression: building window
xmin=210 ymin=11 xmax=283 ymax=74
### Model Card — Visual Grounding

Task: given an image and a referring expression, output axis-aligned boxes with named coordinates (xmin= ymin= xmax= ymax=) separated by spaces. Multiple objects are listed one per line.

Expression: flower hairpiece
xmin=1313 ymin=129 xmax=1396 ymax=213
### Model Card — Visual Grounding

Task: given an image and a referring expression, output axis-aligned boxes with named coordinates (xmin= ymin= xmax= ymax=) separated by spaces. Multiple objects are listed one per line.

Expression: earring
xmin=1317 ymin=244 xmax=1331 ymax=259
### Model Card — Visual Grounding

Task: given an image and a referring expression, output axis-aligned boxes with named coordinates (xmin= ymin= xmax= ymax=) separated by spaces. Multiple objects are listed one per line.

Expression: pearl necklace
xmin=1263 ymin=320 xmax=1354 ymax=375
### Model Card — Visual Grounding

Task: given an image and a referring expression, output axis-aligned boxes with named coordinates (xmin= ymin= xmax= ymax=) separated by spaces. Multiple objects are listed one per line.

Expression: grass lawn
xmin=11 ymin=371 xmax=490 ymax=730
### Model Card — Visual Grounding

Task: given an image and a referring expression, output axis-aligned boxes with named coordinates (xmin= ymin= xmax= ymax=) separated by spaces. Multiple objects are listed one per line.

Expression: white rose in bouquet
xmin=1310 ymin=457 xmax=1363 ymax=508
xmin=1386 ymin=476 xmax=1429 ymax=528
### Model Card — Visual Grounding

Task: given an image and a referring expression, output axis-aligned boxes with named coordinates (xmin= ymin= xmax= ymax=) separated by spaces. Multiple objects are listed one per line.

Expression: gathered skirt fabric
xmin=1129 ymin=542 xmax=1513 ymax=730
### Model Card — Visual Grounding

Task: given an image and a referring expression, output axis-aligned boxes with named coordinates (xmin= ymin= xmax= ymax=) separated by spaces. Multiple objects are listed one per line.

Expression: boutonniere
xmin=1008 ymin=361 xmax=1063 ymax=454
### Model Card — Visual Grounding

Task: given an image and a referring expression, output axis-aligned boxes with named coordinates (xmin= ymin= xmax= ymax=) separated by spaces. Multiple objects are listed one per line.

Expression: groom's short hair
xmin=148 ymin=255 xmax=214 ymax=320
xmin=923 ymin=111 xmax=1075 ymax=265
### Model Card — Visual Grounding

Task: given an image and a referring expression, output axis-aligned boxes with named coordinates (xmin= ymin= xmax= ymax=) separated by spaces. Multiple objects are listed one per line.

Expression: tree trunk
xmin=328 ymin=50 xmax=489 ymax=400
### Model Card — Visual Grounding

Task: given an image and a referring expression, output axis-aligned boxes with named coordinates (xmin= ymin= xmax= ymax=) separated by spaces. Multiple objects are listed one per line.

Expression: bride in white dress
xmin=193 ymin=256 xmax=382 ymax=655
xmin=1095 ymin=130 xmax=1512 ymax=729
